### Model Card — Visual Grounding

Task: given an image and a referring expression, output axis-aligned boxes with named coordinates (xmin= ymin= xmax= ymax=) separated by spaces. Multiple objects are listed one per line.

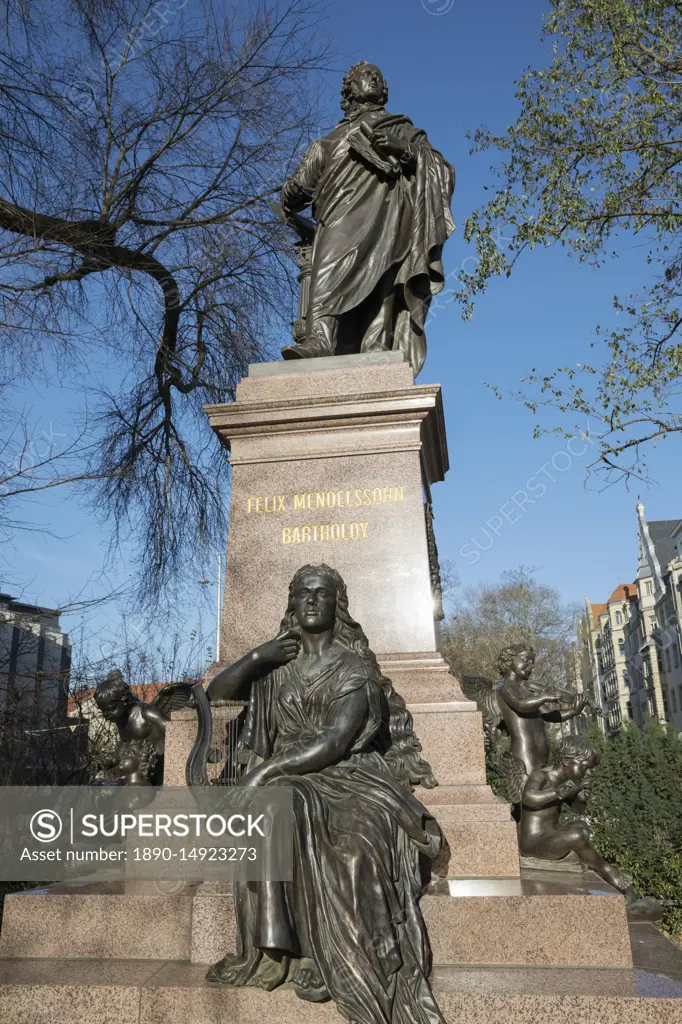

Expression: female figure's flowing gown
xmin=213 ymin=641 xmax=446 ymax=1024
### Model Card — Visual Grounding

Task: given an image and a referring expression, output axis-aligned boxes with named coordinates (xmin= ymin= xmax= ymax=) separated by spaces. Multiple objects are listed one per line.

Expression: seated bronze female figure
xmin=206 ymin=563 xmax=447 ymax=1024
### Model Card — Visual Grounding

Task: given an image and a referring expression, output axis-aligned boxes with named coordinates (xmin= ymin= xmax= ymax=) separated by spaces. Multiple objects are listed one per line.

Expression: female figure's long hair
xmin=279 ymin=564 xmax=436 ymax=791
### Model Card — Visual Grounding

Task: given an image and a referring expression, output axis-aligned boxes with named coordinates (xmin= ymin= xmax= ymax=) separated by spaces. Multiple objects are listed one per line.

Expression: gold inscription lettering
xmin=279 ymin=522 xmax=369 ymax=544
xmin=248 ymin=494 xmax=287 ymax=514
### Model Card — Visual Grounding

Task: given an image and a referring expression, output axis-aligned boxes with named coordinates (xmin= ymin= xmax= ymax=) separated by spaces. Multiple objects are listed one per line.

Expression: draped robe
xmin=213 ymin=642 xmax=446 ymax=1024
xmin=281 ymin=107 xmax=455 ymax=375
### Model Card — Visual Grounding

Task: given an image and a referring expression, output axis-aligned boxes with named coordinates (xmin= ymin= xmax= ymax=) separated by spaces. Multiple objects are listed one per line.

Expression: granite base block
xmin=186 ymin=891 xmax=631 ymax=969
xmin=0 ymin=958 xmax=163 ymax=1024
xmin=422 ymin=892 xmax=633 ymax=968
xmin=0 ymin=884 xmax=195 ymax=960
xmin=191 ymin=884 xmax=236 ymax=967
xmin=438 ymin=819 xmax=520 ymax=878
xmin=409 ymin=705 xmax=488 ymax=787
xmin=3 ymin=886 xmax=628 ymax=971
xmin=2 ymin=958 xmax=682 ymax=1024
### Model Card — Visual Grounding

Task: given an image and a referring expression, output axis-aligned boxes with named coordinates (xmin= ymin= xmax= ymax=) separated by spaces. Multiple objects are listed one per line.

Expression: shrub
xmin=584 ymin=718 xmax=682 ymax=938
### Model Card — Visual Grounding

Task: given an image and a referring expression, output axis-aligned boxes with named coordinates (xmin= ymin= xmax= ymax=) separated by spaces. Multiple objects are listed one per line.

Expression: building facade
xmin=627 ymin=505 xmax=682 ymax=731
xmin=0 ymin=592 xmax=71 ymax=727
xmin=577 ymin=505 xmax=682 ymax=735
xmin=0 ymin=592 xmax=72 ymax=782
xmin=578 ymin=585 xmax=638 ymax=736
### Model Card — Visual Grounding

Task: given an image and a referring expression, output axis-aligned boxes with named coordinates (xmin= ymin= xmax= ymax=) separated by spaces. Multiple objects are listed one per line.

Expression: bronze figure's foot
xmin=281 ymin=340 xmax=331 ymax=360
xmin=206 ymin=957 xmax=240 ymax=985
xmin=291 ymin=957 xmax=330 ymax=1002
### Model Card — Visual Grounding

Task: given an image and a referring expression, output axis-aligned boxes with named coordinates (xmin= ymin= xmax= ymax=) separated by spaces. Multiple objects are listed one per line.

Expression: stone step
xmin=431 ymin=802 xmax=511 ymax=821
xmin=1 ymin=958 xmax=681 ymax=1024
xmin=0 ymin=883 xmax=631 ymax=969
xmin=415 ymin=784 xmax=499 ymax=804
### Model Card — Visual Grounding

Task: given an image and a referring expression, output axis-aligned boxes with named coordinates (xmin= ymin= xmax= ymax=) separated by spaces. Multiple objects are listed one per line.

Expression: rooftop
xmin=0 ymin=593 xmax=61 ymax=618
xmin=647 ymin=519 xmax=682 ymax=574
xmin=607 ymin=583 xmax=638 ymax=605
xmin=590 ymin=602 xmax=607 ymax=627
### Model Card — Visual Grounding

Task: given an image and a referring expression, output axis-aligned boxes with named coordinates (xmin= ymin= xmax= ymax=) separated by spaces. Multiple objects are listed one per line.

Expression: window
xmin=672 ymin=688 xmax=679 ymax=713
xmin=666 ymin=648 xmax=672 ymax=672
xmin=650 ymin=615 xmax=658 ymax=631
xmin=615 ymin=611 xmax=623 ymax=625
xmin=645 ymin=580 xmax=653 ymax=596
xmin=674 ymin=645 xmax=680 ymax=670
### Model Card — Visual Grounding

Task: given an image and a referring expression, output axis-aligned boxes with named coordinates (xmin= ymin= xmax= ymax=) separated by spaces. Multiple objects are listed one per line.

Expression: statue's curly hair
xmin=341 ymin=61 xmax=388 ymax=109
xmin=556 ymin=735 xmax=599 ymax=766
xmin=94 ymin=669 xmax=132 ymax=710
xmin=497 ymin=643 xmax=535 ymax=678
xmin=279 ymin=564 xmax=436 ymax=791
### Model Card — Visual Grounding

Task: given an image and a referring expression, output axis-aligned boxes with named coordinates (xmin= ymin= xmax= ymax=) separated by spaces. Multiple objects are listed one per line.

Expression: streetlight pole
xmin=216 ymin=552 xmax=222 ymax=662
xmin=199 ymin=553 xmax=223 ymax=664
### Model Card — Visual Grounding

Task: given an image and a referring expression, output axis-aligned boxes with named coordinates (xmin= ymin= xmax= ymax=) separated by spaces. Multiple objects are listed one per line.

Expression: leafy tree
xmin=0 ymin=0 xmax=327 ymax=600
xmin=585 ymin=717 xmax=682 ymax=937
xmin=442 ymin=566 xmax=579 ymax=689
xmin=459 ymin=0 xmax=682 ymax=485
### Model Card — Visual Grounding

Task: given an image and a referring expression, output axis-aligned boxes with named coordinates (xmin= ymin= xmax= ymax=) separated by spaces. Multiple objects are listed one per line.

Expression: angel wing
xmin=151 ymin=681 xmax=197 ymax=720
xmin=500 ymin=751 xmax=528 ymax=804
xmin=460 ymin=675 xmax=502 ymax=734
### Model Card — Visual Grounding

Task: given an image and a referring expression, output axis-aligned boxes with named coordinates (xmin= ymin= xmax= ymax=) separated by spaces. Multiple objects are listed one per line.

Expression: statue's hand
xmin=557 ymin=779 xmax=578 ymax=800
xmin=254 ymin=629 xmax=300 ymax=668
xmin=370 ymin=128 xmax=407 ymax=160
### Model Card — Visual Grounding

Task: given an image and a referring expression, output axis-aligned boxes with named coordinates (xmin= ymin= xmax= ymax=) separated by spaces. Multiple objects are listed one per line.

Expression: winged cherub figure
xmin=461 ymin=644 xmax=587 ymax=776
xmin=505 ymin=736 xmax=662 ymax=921
xmin=94 ymin=669 xmax=197 ymax=785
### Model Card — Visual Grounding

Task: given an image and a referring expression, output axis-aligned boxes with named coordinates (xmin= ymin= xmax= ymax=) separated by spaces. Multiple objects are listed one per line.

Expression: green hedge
xmin=584 ymin=718 xmax=682 ymax=938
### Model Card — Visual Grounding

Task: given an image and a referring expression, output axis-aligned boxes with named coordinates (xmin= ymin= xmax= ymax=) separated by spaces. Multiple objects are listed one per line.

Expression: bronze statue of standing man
xmin=279 ymin=62 xmax=455 ymax=375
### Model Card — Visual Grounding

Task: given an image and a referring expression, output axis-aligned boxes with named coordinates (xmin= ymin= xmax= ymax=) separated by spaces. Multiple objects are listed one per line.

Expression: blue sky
xmin=5 ymin=0 xmax=682 ymax=658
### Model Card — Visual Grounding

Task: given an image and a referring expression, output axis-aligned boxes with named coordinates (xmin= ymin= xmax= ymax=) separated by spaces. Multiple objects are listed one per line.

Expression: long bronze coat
xmin=282 ymin=108 xmax=454 ymax=374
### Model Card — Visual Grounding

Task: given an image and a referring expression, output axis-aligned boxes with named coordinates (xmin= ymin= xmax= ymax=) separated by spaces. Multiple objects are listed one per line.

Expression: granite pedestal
xmin=204 ymin=353 xmax=447 ymax=662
